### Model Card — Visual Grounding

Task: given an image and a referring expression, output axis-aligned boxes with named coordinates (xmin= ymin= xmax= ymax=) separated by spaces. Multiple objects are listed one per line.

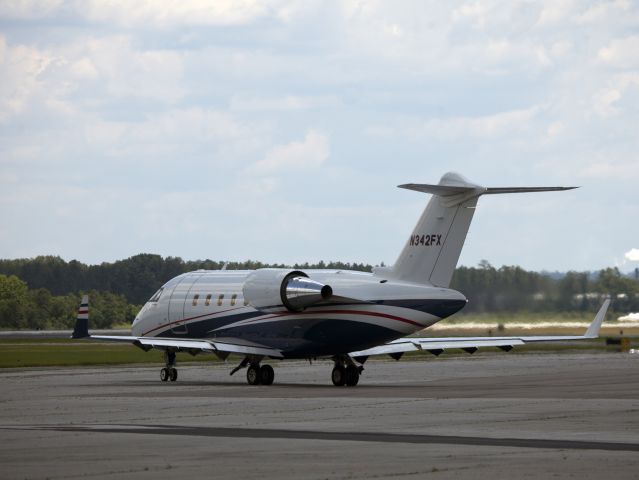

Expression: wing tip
xmin=585 ymin=298 xmax=611 ymax=338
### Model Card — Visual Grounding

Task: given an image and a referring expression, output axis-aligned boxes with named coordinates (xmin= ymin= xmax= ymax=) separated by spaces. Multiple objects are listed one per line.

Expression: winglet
xmin=584 ymin=298 xmax=610 ymax=338
xmin=71 ymin=295 xmax=90 ymax=339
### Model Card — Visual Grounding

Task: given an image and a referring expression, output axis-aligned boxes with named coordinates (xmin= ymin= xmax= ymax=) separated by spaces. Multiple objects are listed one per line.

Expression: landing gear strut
xmin=230 ymin=357 xmax=276 ymax=385
xmin=160 ymin=350 xmax=178 ymax=382
xmin=331 ymin=356 xmax=362 ymax=387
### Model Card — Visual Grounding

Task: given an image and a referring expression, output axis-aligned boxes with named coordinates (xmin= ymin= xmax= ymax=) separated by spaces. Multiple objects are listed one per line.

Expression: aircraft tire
xmin=169 ymin=368 xmax=178 ymax=382
xmin=259 ymin=365 xmax=275 ymax=385
xmin=345 ymin=366 xmax=359 ymax=387
xmin=160 ymin=368 xmax=169 ymax=382
xmin=247 ymin=365 xmax=261 ymax=385
xmin=331 ymin=366 xmax=346 ymax=386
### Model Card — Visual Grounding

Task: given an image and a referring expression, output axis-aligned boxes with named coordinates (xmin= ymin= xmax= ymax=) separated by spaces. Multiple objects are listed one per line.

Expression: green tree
xmin=0 ymin=274 xmax=29 ymax=328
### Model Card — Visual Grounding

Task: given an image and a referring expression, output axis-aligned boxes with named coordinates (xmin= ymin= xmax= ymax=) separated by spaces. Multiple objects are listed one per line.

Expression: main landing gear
xmin=331 ymin=356 xmax=363 ymax=387
xmin=247 ymin=364 xmax=275 ymax=385
xmin=230 ymin=357 xmax=275 ymax=385
xmin=160 ymin=350 xmax=178 ymax=382
xmin=229 ymin=355 xmax=364 ymax=386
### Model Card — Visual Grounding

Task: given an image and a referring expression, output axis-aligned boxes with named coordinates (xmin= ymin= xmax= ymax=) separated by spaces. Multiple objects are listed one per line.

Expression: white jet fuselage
xmin=132 ymin=269 xmax=467 ymax=358
xmin=75 ymin=173 xmax=596 ymax=387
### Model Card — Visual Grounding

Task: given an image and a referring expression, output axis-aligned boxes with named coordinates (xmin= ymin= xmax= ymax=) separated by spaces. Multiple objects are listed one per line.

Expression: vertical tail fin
xmin=391 ymin=172 xmax=576 ymax=287
xmin=71 ymin=295 xmax=89 ymax=339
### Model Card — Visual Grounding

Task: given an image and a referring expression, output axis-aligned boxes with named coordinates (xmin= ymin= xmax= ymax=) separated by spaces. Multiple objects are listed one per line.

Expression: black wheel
xmin=160 ymin=367 xmax=169 ymax=382
xmin=331 ymin=366 xmax=346 ymax=386
xmin=259 ymin=364 xmax=275 ymax=385
xmin=345 ymin=365 xmax=359 ymax=386
xmin=169 ymin=368 xmax=178 ymax=382
xmin=247 ymin=365 xmax=261 ymax=385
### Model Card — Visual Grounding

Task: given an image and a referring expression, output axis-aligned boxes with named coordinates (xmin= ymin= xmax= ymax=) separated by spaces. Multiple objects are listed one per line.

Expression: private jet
xmin=73 ymin=172 xmax=609 ymax=386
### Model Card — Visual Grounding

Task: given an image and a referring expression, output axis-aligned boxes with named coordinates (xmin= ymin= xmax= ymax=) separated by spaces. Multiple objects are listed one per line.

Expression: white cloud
xmin=69 ymin=57 xmax=99 ymax=80
xmin=549 ymin=41 xmax=572 ymax=58
xmin=82 ymin=107 xmax=257 ymax=158
xmin=452 ymin=2 xmax=490 ymax=29
xmin=625 ymin=248 xmax=639 ymax=262
xmin=0 ymin=0 xmax=65 ymax=20
xmin=593 ymin=73 xmax=639 ymax=117
xmin=598 ymin=36 xmax=639 ymax=68
xmin=593 ymin=88 xmax=622 ymax=116
xmin=89 ymin=0 xmax=270 ymax=27
xmin=579 ymin=161 xmax=639 ymax=179
xmin=577 ymin=0 xmax=632 ymax=24
xmin=0 ymin=0 xmax=272 ymax=27
xmin=383 ymin=23 xmax=404 ymax=37
xmin=432 ymin=106 xmax=542 ymax=138
xmin=0 ymin=34 xmax=187 ymax=124
xmin=82 ymin=36 xmax=185 ymax=102
xmin=229 ymin=94 xmax=340 ymax=112
xmin=248 ymin=130 xmax=330 ymax=174
xmin=369 ymin=106 xmax=543 ymax=142
xmin=0 ymin=38 xmax=54 ymax=120
xmin=537 ymin=0 xmax=577 ymax=26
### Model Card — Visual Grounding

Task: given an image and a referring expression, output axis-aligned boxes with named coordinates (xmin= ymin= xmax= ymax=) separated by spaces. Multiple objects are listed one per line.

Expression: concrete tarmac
xmin=1 ymin=352 xmax=638 ymax=479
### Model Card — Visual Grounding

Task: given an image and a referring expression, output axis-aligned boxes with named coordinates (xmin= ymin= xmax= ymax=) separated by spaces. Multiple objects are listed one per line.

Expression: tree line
xmin=0 ymin=274 xmax=138 ymax=330
xmin=0 ymin=255 xmax=373 ymax=305
xmin=0 ymin=254 xmax=637 ymax=330
xmin=452 ymin=263 xmax=638 ymax=314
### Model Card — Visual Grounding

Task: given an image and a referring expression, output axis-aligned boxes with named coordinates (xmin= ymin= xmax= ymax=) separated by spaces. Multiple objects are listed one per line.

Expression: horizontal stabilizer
xmin=485 ymin=186 xmax=577 ymax=194
xmin=398 ymin=183 xmax=578 ymax=206
xmin=398 ymin=183 xmax=478 ymax=196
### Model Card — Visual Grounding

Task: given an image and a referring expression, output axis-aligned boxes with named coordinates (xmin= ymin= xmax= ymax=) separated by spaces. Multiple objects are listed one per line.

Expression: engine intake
xmin=243 ymin=269 xmax=333 ymax=312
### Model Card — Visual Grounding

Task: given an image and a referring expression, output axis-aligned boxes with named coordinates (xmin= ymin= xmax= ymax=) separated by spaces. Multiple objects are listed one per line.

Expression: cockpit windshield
xmin=149 ymin=288 xmax=164 ymax=303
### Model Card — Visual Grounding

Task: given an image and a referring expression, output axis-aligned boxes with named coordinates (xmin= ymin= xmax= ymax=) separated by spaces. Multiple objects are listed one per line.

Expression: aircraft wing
xmin=84 ymin=334 xmax=284 ymax=359
xmin=349 ymin=299 xmax=610 ymax=361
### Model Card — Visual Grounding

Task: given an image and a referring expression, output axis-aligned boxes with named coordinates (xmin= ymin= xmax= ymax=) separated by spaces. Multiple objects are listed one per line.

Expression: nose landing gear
xmin=160 ymin=350 xmax=178 ymax=382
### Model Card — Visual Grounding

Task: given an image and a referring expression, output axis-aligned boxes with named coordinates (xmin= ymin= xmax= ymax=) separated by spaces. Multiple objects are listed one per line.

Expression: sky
xmin=0 ymin=0 xmax=638 ymax=272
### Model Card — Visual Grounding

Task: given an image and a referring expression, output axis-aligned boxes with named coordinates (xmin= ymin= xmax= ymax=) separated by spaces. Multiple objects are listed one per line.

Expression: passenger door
xmin=168 ymin=274 xmax=202 ymax=335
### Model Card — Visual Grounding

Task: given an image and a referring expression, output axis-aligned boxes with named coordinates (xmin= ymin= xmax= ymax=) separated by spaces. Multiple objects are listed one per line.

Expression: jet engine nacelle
xmin=242 ymin=268 xmax=333 ymax=312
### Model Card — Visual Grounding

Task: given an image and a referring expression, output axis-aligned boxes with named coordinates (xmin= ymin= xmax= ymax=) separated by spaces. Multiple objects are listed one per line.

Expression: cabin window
xmin=149 ymin=288 xmax=163 ymax=303
xmin=192 ymin=294 xmax=199 ymax=306
xmin=231 ymin=294 xmax=237 ymax=306
xmin=217 ymin=294 xmax=224 ymax=306
xmin=205 ymin=294 xmax=212 ymax=306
